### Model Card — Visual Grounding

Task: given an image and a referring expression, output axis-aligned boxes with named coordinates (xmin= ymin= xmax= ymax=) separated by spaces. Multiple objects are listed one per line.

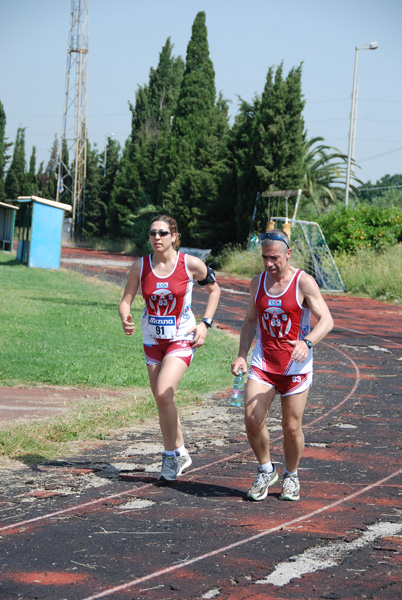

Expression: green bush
xmin=335 ymin=244 xmax=402 ymax=303
xmin=319 ymin=205 xmax=402 ymax=253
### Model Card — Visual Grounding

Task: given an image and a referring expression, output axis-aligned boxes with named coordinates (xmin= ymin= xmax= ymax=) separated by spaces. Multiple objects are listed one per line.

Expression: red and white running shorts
xmin=248 ymin=365 xmax=312 ymax=397
xmin=143 ymin=339 xmax=194 ymax=367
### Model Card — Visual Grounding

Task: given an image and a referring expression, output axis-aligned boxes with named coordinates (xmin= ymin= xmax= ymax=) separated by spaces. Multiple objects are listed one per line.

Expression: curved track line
xmin=81 ymin=467 xmax=402 ymax=600
xmin=306 ymin=341 xmax=361 ymax=427
xmin=0 ymin=343 xmax=361 ymax=535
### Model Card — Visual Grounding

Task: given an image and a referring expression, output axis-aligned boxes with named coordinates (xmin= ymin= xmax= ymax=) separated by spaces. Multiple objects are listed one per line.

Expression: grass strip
xmin=0 ymin=253 xmax=238 ymax=460
xmin=0 ymin=388 xmax=203 ymax=461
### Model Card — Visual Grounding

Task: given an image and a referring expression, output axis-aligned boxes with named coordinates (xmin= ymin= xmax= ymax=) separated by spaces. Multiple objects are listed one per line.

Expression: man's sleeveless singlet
xmin=140 ymin=252 xmax=196 ymax=345
xmin=250 ymin=269 xmax=313 ymax=376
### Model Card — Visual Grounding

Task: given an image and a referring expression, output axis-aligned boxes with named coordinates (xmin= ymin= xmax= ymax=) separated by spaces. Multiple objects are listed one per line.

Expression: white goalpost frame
xmin=269 ymin=216 xmax=345 ymax=292
xmin=249 ymin=188 xmax=344 ymax=293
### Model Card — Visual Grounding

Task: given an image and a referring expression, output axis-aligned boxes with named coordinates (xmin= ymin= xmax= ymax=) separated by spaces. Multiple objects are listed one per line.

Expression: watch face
xmin=305 ymin=339 xmax=313 ymax=348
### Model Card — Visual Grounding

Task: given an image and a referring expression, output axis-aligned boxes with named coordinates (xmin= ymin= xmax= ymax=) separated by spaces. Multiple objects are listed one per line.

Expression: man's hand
xmin=231 ymin=357 xmax=248 ymax=376
xmin=287 ymin=339 xmax=309 ymax=362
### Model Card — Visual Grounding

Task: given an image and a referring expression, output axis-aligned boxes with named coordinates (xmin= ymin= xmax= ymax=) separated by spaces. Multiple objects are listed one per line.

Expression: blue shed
xmin=0 ymin=201 xmax=19 ymax=251
xmin=16 ymin=196 xmax=72 ymax=269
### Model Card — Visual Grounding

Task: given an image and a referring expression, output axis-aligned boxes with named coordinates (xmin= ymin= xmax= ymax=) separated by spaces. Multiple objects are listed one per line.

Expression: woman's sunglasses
xmin=149 ymin=230 xmax=171 ymax=237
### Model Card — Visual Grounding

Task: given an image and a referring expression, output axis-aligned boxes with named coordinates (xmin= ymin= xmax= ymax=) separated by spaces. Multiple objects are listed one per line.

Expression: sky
xmin=1 ymin=0 xmax=401 ymax=186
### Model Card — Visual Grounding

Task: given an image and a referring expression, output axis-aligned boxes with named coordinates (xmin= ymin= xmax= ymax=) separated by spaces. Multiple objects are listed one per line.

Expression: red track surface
xmin=0 ymin=248 xmax=401 ymax=599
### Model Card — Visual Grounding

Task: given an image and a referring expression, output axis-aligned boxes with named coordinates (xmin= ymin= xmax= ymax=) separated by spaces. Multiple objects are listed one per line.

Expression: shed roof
xmin=17 ymin=196 xmax=72 ymax=212
xmin=0 ymin=201 xmax=19 ymax=211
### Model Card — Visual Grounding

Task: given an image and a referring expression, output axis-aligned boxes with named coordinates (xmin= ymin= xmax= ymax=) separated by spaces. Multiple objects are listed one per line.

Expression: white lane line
xmin=255 ymin=521 xmax=402 ymax=586
xmin=61 ymin=258 xmax=132 ymax=267
xmin=80 ymin=467 xmax=402 ymax=600
xmin=220 ymin=287 xmax=249 ymax=296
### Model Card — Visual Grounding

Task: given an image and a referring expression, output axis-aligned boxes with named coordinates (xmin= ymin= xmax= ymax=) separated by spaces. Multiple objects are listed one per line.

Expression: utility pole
xmin=56 ymin=0 xmax=89 ymax=240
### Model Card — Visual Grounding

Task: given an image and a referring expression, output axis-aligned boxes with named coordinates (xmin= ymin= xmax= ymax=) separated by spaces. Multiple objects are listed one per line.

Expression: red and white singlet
xmin=140 ymin=252 xmax=196 ymax=345
xmin=250 ymin=269 xmax=313 ymax=376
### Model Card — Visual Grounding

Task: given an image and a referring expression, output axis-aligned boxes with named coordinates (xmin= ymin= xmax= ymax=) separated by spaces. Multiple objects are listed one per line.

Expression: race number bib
xmin=148 ymin=315 xmax=176 ymax=339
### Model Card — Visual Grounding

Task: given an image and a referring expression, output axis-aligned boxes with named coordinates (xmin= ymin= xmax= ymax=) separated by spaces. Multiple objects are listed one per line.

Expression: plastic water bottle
xmin=231 ymin=369 xmax=244 ymax=407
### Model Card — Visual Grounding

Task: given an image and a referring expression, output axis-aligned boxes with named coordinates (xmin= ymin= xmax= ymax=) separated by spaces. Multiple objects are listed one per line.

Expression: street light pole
xmin=344 ymin=42 xmax=378 ymax=207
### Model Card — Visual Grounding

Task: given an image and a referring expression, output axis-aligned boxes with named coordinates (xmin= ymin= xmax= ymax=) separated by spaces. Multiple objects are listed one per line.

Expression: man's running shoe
xmin=247 ymin=466 xmax=279 ymax=501
xmin=158 ymin=453 xmax=179 ymax=482
xmin=279 ymin=473 xmax=300 ymax=501
xmin=176 ymin=450 xmax=192 ymax=476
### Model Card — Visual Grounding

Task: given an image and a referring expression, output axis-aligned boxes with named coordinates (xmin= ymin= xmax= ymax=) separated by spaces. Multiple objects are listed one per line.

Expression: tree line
xmin=1 ymin=11 xmax=397 ymax=254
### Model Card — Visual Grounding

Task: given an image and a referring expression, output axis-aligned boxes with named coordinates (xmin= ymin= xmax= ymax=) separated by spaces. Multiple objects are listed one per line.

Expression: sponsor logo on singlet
xmin=149 ymin=316 xmax=175 ymax=326
xmin=268 ymin=299 xmax=282 ymax=307
xmin=156 ymin=282 xmax=168 ymax=289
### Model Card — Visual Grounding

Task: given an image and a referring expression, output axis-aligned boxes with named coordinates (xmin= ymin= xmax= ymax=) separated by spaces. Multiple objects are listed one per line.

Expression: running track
xmin=0 ymin=249 xmax=401 ymax=599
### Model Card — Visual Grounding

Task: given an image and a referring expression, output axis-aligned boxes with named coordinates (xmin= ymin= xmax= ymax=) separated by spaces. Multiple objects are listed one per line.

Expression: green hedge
xmin=319 ymin=206 xmax=402 ymax=253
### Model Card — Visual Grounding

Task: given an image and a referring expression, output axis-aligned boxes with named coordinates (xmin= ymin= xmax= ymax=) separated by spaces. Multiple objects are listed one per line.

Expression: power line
xmin=358 ymin=147 xmax=402 ymax=162
xmin=359 ymin=184 xmax=402 ymax=192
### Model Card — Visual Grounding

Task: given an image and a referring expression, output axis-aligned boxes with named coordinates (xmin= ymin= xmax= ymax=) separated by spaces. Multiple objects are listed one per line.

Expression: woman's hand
xmin=121 ymin=314 xmax=135 ymax=336
xmin=188 ymin=322 xmax=208 ymax=347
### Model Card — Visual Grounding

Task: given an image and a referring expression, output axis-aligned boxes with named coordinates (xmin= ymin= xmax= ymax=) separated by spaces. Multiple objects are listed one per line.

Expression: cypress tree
xmin=0 ymin=100 xmax=11 ymax=203
xmin=5 ymin=127 xmax=26 ymax=200
xmin=39 ymin=135 xmax=59 ymax=199
xmin=108 ymin=139 xmax=142 ymax=239
xmin=96 ymin=136 xmax=120 ymax=236
xmin=230 ymin=97 xmax=261 ymax=241
xmin=83 ymin=142 xmax=104 ymax=238
xmin=164 ymin=11 xmax=232 ymax=249
xmin=255 ymin=62 xmax=305 ymax=191
xmin=23 ymin=147 xmax=38 ymax=196
xmin=132 ymin=39 xmax=184 ymax=205
xmin=232 ymin=63 xmax=306 ymax=241
xmin=109 ymin=38 xmax=184 ymax=245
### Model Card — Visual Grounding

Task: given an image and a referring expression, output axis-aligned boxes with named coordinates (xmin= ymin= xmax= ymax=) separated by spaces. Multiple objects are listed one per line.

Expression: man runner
xmin=231 ymin=229 xmax=333 ymax=501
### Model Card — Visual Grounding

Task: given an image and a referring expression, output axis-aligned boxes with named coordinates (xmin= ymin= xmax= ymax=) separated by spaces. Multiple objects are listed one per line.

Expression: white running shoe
xmin=176 ymin=450 xmax=192 ymax=476
xmin=247 ymin=466 xmax=279 ymax=501
xmin=279 ymin=473 xmax=300 ymax=501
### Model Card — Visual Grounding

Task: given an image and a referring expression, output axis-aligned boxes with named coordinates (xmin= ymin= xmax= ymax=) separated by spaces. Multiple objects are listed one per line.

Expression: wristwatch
xmin=303 ymin=338 xmax=313 ymax=349
xmin=202 ymin=318 xmax=213 ymax=329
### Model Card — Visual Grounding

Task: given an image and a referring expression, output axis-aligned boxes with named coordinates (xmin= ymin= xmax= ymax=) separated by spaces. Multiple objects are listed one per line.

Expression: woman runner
xmin=119 ymin=215 xmax=221 ymax=482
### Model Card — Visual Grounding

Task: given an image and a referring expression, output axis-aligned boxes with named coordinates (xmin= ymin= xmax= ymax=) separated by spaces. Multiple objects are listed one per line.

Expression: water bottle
xmin=231 ymin=369 xmax=244 ymax=407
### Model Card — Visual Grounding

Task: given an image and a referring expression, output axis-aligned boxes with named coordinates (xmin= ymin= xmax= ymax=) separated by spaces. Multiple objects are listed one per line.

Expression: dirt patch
xmin=0 ymin=385 xmax=123 ymax=423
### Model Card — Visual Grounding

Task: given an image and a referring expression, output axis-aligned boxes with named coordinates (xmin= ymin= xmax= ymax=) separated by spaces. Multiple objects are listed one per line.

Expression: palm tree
xmin=302 ymin=136 xmax=361 ymax=210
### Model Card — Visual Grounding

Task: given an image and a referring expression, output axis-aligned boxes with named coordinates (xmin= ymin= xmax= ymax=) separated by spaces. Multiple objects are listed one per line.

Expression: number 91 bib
xmin=148 ymin=315 xmax=177 ymax=339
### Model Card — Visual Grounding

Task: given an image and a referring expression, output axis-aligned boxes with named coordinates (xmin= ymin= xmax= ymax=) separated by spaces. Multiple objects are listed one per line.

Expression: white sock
xmin=175 ymin=444 xmax=187 ymax=457
xmin=284 ymin=469 xmax=297 ymax=477
xmin=259 ymin=461 xmax=274 ymax=473
xmin=163 ymin=450 xmax=176 ymax=457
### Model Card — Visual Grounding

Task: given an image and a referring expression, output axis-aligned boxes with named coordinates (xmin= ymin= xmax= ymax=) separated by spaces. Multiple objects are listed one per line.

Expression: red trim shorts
xmin=248 ymin=365 xmax=312 ymax=397
xmin=143 ymin=339 xmax=195 ymax=367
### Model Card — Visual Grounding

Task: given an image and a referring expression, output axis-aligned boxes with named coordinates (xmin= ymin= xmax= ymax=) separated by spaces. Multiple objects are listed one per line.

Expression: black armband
xmin=197 ymin=266 xmax=216 ymax=286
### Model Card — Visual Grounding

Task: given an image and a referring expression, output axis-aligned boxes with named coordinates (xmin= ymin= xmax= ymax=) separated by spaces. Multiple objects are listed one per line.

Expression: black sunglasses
xmin=149 ymin=230 xmax=171 ymax=237
xmin=259 ymin=231 xmax=290 ymax=249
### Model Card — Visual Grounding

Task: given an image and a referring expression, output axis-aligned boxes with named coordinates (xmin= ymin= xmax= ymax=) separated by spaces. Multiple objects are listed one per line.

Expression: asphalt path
xmin=0 ymin=248 xmax=401 ymax=600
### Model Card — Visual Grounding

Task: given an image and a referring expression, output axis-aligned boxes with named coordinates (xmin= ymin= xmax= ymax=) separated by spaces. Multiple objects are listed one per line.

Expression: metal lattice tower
xmin=56 ymin=0 xmax=89 ymax=240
